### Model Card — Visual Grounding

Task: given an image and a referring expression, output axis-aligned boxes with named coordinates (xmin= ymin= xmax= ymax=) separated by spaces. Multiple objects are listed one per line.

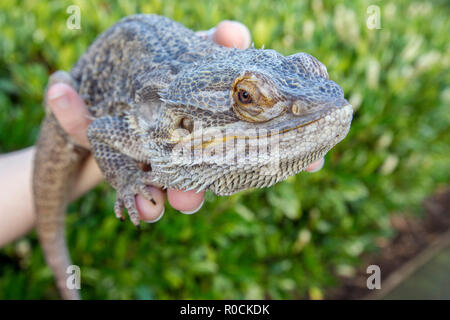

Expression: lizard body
xmin=33 ymin=14 xmax=353 ymax=299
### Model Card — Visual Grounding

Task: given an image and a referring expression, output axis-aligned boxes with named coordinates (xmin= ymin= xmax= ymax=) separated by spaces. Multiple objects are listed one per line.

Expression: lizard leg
xmin=87 ymin=116 xmax=158 ymax=226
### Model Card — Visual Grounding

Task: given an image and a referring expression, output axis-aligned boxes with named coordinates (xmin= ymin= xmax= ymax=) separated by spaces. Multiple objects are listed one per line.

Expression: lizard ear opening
xmin=178 ymin=116 xmax=194 ymax=133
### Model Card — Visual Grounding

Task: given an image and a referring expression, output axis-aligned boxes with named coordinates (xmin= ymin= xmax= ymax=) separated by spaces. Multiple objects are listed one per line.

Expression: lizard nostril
xmin=291 ymin=100 xmax=308 ymax=115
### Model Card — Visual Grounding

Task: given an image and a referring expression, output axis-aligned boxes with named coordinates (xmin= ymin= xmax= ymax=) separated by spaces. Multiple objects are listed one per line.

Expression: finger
xmin=47 ymin=83 xmax=92 ymax=148
xmin=305 ymin=158 xmax=325 ymax=173
xmin=167 ymin=189 xmax=205 ymax=214
xmin=213 ymin=20 xmax=251 ymax=49
xmin=197 ymin=20 xmax=251 ymax=49
xmin=135 ymin=186 xmax=166 ymax=223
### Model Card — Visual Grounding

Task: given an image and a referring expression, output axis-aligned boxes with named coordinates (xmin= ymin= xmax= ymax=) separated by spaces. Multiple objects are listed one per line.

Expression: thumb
xmin=47 ymin=83 xmax=92 ymax=148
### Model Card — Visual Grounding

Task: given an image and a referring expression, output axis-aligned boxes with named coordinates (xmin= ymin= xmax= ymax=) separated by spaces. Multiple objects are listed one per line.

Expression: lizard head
xmin=137 ymin=48 xmax=353 ymax=195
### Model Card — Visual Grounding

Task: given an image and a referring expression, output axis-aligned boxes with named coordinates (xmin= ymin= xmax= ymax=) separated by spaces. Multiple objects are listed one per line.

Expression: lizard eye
xmin=237 ymin=89 xmax=253 ymax=104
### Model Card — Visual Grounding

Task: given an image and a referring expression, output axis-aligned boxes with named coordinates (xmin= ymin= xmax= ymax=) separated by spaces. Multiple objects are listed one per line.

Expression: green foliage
xmin=0 ymin=0 xmax=448 ymax=299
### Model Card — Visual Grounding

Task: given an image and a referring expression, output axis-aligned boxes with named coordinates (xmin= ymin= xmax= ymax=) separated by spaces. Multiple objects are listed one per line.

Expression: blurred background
xmin=0 ymin=0 xmax=448 ymax=299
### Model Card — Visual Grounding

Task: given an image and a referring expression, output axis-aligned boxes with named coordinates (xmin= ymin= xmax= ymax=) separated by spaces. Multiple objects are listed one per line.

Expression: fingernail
xmin=144 ymin=207 xmax=165 ymax=224
xmin=180 ymin=198 xmax=204 ymax=215
xmin=231 ymin=21 xmax=251 ymax=49
xmin=195 ymin=27 xmax=216 ymax=40
xmin=206 ymin=27 xmax=217 ymax=41
xmin=307 ymin=158 xmax=325 ymax=173
xmin=48 ymin=90 xmax=70 ymax=109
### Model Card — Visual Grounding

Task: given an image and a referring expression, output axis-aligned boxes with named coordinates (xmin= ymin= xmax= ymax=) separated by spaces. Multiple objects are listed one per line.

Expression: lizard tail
xmin=33 ymin=115 xmax=89 ymax=300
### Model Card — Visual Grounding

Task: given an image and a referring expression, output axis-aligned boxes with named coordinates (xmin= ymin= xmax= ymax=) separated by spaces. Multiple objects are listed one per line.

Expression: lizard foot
xmin=114 ymin=174 xmax=158 ymax=227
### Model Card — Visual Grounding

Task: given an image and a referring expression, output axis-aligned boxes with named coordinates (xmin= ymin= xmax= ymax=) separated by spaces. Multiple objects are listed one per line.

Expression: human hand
xmin=46 ymin=21 xmax=324 ymax=223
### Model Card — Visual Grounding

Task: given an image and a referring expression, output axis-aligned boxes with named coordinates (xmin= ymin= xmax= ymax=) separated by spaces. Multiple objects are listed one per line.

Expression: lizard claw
xmin=114 ymin=200 xmax=125 ymax=221
xmin=114 ymin=192 xmax=141 ymax=226
xmin=114 ymin=189 xmax=141 ymax=226
xmin=137 ymin=184 xmax=157 ymax=205
xmin=114 ymin=174 xmax=157 ymax=226
xmin=122 ymin=194 xmax=141 ymax=226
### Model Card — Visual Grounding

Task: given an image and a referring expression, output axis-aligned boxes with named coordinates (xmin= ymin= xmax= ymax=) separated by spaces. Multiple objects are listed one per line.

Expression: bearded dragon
xmin=33 ymin=14 xmax=353 ymax=299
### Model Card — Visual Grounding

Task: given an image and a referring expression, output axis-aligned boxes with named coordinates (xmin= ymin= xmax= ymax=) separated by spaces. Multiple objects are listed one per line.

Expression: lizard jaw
xmin=171 ymin=103 xmax=352 ymax=148
xmin=156 ymin=104 xmax=353 ymax=170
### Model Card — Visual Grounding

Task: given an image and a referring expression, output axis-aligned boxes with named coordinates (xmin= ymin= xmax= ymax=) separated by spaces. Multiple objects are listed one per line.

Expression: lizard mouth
xmin=174 ymin=104 xmax=353 ymax=150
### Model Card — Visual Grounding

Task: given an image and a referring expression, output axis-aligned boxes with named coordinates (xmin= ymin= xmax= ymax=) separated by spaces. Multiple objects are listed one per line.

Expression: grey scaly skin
xmin=33 ymin=14 xmax=353 ymax=300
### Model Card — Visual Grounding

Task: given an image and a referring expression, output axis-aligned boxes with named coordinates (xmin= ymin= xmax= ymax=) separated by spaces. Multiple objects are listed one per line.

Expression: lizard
xmin=33 ymin=14 xmax=353 ymax=300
